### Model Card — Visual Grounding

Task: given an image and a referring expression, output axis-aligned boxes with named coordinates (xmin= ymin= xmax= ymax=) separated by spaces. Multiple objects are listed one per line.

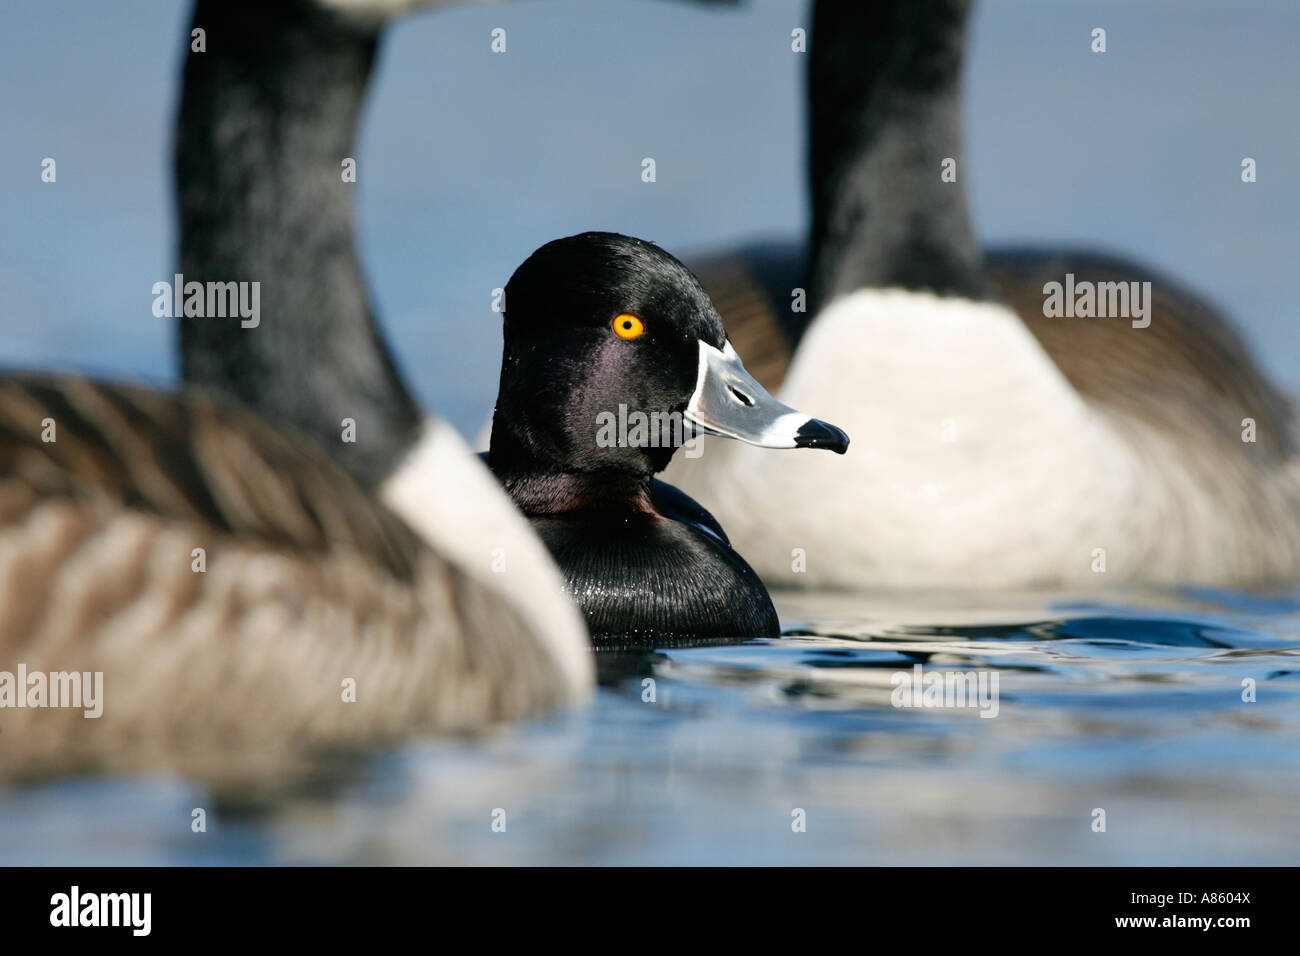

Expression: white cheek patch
xmin=759 ymin=412 xmax=808 ymax=446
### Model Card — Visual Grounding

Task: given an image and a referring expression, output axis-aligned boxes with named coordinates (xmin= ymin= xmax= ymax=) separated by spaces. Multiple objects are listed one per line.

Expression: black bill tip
xmin=793 ymin=419 xmax=850 ymax=454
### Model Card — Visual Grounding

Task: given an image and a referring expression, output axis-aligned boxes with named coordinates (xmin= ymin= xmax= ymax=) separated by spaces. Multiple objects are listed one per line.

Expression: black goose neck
xmin=174 ymin=0 xmax=422 ymax=490
xmin=806 ymin=0 xmax=994 ymax=312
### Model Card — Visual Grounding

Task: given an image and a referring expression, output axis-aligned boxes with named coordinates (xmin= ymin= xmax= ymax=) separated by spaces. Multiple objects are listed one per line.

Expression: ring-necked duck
xmin=487 ymin=232 xmax=848 ymax=643
xmin=669 ymin=0 xmax=1300 ymax=589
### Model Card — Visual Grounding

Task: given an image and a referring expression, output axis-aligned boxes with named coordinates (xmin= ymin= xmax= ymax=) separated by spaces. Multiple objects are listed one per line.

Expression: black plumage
xmin=487 ymin=233 xmax=782 ymax=644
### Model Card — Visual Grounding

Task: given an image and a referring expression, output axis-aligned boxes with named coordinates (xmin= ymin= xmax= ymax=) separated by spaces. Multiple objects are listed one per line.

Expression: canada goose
xmin=486 ymin=232 xmax=846 ymax=643
xmin=173 ymin=0 xmax=595 ymax=655
xmin=0 ymin=0 xmax=590 ymax=781
xmin=0 ymin=374 xmax=589 ymax=782
xmin=668 ymin=0 xmax=1300 ymax=590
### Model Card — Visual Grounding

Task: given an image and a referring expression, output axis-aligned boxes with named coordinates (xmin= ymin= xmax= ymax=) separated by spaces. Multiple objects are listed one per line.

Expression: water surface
xmin=4 ymin=588 xmax=1297 ymax=865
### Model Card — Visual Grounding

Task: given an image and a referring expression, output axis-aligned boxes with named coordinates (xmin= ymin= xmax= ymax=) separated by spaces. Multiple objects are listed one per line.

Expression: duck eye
xmin=612 ymin=313 xmax=645 ymax=339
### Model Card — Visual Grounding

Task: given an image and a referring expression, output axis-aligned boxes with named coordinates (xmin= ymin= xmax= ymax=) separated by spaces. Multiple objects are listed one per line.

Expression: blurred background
xmin=2 ymin=0 xmax=1297 ymax=434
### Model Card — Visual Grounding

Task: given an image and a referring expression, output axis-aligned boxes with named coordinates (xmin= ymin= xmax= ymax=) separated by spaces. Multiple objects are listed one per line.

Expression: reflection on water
xmin=3 ymin=588 xmax=1299 ymax=865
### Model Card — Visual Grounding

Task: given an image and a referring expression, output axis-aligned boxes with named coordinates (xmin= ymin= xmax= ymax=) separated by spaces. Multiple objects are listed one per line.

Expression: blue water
xmin=3 ymin=588 xmax=1298 ymax=865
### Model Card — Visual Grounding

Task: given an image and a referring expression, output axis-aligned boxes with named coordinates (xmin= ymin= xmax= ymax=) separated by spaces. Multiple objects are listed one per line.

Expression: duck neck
xmin=175 ymin=0 xmax=422 ymax=490
xmin=488 ymin=405 xmax=661 ymax=520
xmin=495 ymin=468 xmax=657 ymax=521
xmin=805 ymin=0 xmax=994 ymax=314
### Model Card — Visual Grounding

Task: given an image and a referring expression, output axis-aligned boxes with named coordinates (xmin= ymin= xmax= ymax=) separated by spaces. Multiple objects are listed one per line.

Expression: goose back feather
xmin=0 ymin=375 xmax=589 ymax=782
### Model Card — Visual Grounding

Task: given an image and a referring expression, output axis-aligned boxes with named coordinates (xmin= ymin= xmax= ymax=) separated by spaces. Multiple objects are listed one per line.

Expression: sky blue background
xmin=3 ymin=0 xmax=1298 ymax=433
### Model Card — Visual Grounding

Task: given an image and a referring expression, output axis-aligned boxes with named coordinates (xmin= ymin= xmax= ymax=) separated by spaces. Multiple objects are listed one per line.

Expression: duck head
xmin=488 ymin=232 xmax=848 ymax=479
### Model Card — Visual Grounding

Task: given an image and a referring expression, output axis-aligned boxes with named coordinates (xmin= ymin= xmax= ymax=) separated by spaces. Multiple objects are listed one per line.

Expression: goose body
xmin=667 ymin=0 xmax=1300 ymax=590
xmin=0 ymin=375 xmax=588 ymax=781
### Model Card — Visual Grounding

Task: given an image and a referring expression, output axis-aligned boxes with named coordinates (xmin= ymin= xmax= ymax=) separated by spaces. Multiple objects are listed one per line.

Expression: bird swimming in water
xmin=486 ymin=232 xmax=848 ymax=644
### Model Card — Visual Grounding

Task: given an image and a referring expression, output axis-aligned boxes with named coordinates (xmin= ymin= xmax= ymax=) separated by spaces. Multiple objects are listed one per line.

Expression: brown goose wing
xmin=0 ymin=374 xmax=583 ymax=783
xmin=0 ymin=373 xmax=422 ymax=581
xmin=988 ymin=248 xmax=1296 ymax=460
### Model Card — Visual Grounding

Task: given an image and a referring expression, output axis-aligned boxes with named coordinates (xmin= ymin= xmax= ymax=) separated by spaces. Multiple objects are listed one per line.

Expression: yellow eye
xmin=612 ymin=313 xmax=644 ymax=339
